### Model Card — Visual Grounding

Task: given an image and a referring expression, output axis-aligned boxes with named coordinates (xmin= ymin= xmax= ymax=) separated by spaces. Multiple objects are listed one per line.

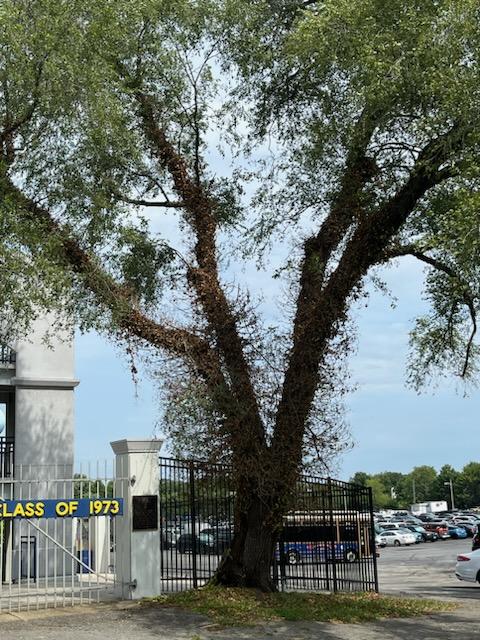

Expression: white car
xmin=377 ymin=530 xmax=416 ymax=546
xmin=453 ymin=516 xmax=479 ymax=527
xmin=455 ymin=549 xmax=480 ymax=584
xmin=375 ymin=535 xmax=386 ymax=548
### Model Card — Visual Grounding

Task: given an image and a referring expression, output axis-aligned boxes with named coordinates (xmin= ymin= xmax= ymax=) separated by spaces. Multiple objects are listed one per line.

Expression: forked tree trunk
xmin=214 ymin=494 xmax=280 ymax=592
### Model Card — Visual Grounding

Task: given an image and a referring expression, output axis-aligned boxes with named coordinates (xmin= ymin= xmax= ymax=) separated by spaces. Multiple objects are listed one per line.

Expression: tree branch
xmin=119 ymin=196 xmax=185 ymax=208
xmin=132 ymin=88 xmax=268 ymax=463
xmin=273 ymin=124 xmax=465 ymax=479
xmin=384 ymin=244 xmax=478 ymax=378
xmin=1 ymin=177 xmax=230 ymax=387
xmin=269 ymin=107 xmax=383 ymax=480
xmin=0 ymin=58 xmax=45 ymax=163
xmin=463 ymin=298 xmax=477 ymax=378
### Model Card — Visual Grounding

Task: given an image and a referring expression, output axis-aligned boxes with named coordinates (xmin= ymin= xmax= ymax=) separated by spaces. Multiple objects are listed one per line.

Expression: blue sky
xmin=74 ymin=247 xmax=480 ymax=480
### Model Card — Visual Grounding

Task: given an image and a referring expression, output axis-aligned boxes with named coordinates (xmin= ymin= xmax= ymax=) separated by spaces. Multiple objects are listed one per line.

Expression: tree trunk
xmin=214 ymin=494 xmax=279 ymax=591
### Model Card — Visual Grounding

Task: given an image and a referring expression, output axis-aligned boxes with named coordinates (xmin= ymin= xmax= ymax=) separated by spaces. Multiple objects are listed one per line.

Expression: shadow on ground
xmin=1 ymin=598 xmax=479 ymax=640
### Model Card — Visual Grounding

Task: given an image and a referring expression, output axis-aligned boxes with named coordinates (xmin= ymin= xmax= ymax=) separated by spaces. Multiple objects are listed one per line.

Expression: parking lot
xmin=158 ymin=539 xmax=480 ymax=600
xmin=378 ymin=538 xmax=480 ymax=601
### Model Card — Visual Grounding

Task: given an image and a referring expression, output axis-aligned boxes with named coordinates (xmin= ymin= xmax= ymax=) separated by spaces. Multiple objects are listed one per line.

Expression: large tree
xmin=1 ymin=0 xmax=480 ymax=590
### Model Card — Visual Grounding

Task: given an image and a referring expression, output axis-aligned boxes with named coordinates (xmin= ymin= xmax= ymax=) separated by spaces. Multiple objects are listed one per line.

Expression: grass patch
xmin=145 ymin=587 xmax=455 ymax=627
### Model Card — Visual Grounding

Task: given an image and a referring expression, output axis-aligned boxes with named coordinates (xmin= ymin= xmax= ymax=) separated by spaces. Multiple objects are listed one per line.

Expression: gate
xmin=0 ymin=462 xmax=127 ymax=612
xmin=159 ymin=458 xmax=378 ymax=593
xmin=159 ymin=458 xmax=234 ymax=592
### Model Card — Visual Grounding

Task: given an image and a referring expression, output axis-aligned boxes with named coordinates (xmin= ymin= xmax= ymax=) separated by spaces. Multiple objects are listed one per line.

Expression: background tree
xmin=365 ymin=478 xmax=391 ymax=510
xmin=406 ymin=466 xmax=438 ymax=504
xmin=375 ymin=472 xmax=408 ymax=506
xmin=350 ymin=472 xmax=369 ymax=488
xmin=350 ymin=463 xmax=480 ymax=511
xmin=433 ymin=464 xmax=459 ymax=508
xmin=457 ymin=462 xmax=480 ymax=508
xmin=1 ymin=0 xmax=480 ymax=590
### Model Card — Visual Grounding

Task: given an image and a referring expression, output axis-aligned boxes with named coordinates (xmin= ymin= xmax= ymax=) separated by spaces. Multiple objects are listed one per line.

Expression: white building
xmin=0 ymin=316 xmax=78 ymax=581
xmin=0 ymin=315 xmax=77 ymax=476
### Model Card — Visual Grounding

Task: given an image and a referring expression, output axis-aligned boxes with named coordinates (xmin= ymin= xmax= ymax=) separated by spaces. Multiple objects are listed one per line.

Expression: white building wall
xmin=12 ymin=315 xmax=78 ymax=475
xmin=4 ymin=316 xmax=79 ymax=580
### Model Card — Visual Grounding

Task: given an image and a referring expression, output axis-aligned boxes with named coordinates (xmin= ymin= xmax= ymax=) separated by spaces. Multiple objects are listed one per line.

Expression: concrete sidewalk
xmin=0 ymin=599 xmax=478 ymax=640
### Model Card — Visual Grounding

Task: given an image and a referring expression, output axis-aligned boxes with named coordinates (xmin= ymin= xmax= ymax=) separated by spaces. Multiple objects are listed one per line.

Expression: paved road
xmin=378 ymin=537 xmax=480 ymax=601
xmin=0 ymin=600 xmax=479 ymax=640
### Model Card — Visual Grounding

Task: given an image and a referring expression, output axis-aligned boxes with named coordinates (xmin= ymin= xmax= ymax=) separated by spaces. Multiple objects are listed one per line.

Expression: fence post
xmin=189 ymin=461 xmax=198 ymax=589
xmin=327 ymin=478 xmax=338 ymax=592
xmin=368 ymin=486 xmax=379 ymax=592
xmin=111 ymin=439 xmax=163 ymax=599
xmin=277 ymin=531 xmax=286 ymax=591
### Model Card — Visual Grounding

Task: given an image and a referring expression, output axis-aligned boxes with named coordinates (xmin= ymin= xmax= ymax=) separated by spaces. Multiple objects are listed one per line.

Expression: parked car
xmin=418 ymin=513 xmax=437 ymax=522
xmin=377 ymin=522 xmax=405 ymax=531
xmin=456 ymin=522 xmax=477 ymax=537
xmin=447 ymin=525 xmax=468 ymax=539
xmin=160 ymin=526 xmax=181 ymax=549
xmin=200 ymin=528 xmax=233 ymax=553
xmin=375 ymin=535 xmax=386 ymax=548
xmin=453 ymin=516 xmax=474 ymax=523
xmin=423 ymin=522 xmax=450 ymax=539
xmin=398 ymin=527 xmax=422 ymax=543
xmin=376 ymin=530 xmax=416 ymax=547
xmin=177 ymin=531 xmax=217 ymax=553
xmin=454 ymin=512 xmax=480 ymax=521
xmin=455 ymin=549 xmax=480 ymax=584
xmin=391 ymin=516 xmax=424 ymax=526
xmin=404 ymin=525 xmax=437 ymax=542
xmin=404 ymin=517 xmax=424 ymax=526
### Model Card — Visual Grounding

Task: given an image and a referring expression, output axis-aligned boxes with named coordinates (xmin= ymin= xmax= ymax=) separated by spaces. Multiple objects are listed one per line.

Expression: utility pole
xmin=444 ymin=480 xmax=455 ymax=511
xmin=412 ymin=479 xmax=416 ymax=503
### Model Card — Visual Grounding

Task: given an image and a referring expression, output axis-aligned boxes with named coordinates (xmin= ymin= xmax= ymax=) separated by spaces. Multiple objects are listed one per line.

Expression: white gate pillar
xmin=111 ymin=439 xmax=163 ymax=600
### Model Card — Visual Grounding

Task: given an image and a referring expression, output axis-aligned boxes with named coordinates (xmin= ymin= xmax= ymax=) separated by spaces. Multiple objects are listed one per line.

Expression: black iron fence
xmin=0 ymin=346 xmax=16 ymax=366
xmin=277 ymin=477 xmax=378 ymax=592
xmin=159 ymin=457 xmax=378 ymax=593
xmin=159 ymin=457 xmax=234 ymax=591
xmin=0 ymin=437 xmax=14 ymax=478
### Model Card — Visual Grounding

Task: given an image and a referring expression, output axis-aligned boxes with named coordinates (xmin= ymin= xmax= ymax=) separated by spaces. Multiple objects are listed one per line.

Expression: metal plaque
xmin=132 ymin=495 xmax=158 ymax=531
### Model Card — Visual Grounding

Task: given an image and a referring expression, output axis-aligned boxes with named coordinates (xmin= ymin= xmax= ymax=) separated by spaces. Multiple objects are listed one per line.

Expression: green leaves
xmin=116 ymin=226 xmax=176 ymax=305
xmin=0 ymin=0 xmax=222 ymax=327
xmin=1 ymin=0 xmax=480 ymax=459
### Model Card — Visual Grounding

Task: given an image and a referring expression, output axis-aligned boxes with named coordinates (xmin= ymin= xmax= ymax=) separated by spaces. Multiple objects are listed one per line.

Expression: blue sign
xmin=0 ymin=498 xmax=124 ymax=519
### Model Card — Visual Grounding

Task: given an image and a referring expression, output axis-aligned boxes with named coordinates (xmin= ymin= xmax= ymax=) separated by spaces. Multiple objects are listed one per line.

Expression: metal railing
xmin=0 ymin=460 xmax=128 ymax=612
xmin=0 ymin=437 xmax=14 ymax=477
xmin=158 ymin=457 xmax=378 ymax=594
xmin=0 ymin=346 xmax=16 ymax=366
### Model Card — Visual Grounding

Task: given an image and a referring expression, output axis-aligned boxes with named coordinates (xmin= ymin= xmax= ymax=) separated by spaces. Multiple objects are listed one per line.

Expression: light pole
xmin=444 ymin=480 xmax=455 ymax=511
